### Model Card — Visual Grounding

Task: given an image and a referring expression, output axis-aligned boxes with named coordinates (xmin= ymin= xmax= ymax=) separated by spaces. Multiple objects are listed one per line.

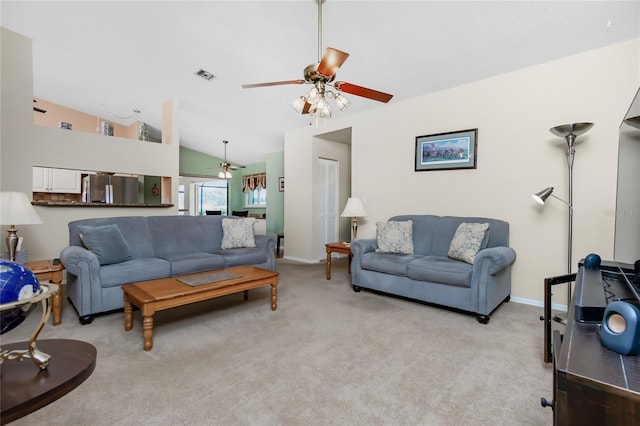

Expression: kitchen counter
xmin=32 ymin=201 xmax=174 ymax=208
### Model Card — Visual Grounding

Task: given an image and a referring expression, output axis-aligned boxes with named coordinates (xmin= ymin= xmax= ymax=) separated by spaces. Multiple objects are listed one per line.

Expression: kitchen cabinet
xmin=33 ymin=167 xmax=81 ymax=193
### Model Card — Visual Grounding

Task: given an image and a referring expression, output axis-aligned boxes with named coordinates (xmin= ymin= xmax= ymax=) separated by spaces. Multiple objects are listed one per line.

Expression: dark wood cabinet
xmin=551 ymin=266 xmax=640 ymax=425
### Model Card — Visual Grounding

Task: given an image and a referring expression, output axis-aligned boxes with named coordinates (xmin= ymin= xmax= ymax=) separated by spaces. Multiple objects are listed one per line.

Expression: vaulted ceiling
xmin=2 ymin=1 xmax=638 ymax=166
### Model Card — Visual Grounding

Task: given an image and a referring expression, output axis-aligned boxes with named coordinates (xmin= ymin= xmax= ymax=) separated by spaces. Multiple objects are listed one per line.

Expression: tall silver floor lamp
xmin=533 ymin=122 xmax=594 ymax=308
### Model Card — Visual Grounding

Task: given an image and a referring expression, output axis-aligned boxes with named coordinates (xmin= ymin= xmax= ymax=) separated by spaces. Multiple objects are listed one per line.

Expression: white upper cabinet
xmin=33 ymin=167 xmax=81 ymax=193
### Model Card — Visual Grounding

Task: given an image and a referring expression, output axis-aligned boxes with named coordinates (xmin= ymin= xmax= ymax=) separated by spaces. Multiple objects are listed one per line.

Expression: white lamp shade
xmin=0 ymin=191 xmax=43 ymax=225
xmin=341 ymin=197 xmax=367 ymax=217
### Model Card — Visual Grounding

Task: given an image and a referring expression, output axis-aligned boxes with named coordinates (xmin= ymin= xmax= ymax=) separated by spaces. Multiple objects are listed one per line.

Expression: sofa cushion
xmin=99 ymin=257 xmax=171 ymax=288
xmin=148 ymin=215 xmax=223 ymax=257
xmin=78 ymin=224 xmax=132 ymax=265
xmin=221 ymin=218 xmax=256 ymax=249
xmin=407 ymin=256 xmax=472 ymax=287
xmin=220 ymin=247 xmax=269 ymax=267
xmin=162 ymin=252 xmax=225 ymax=276
xmin=448 ymin=222 xmax=490 ymax=264
xmin=361 ymin=252 xmax=421 ymax=276
xmin=375 ymin=220 xmax=414 ymax=254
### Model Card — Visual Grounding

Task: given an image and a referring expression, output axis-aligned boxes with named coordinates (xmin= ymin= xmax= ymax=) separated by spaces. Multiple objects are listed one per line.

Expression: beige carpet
xmin=4 ymin=258 xmax=553 ymax=425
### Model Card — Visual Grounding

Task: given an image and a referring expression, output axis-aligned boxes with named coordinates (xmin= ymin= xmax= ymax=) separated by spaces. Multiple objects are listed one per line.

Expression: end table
xmin=325 ymin=242 xmax=352 ymax=280
xmin=25 ymin=259 xmax=65 ymax=326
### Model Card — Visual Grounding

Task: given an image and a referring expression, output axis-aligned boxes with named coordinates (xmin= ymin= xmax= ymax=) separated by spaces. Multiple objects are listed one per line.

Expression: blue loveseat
xmin=60 ymin=215 xmax=276 ymax=324
xmin=350 ymin=215 xmax=516 ymax=323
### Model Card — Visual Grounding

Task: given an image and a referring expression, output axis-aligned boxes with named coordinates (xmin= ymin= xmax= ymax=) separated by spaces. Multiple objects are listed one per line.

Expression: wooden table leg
xmin=142 ymin=315 xmax=154 ymax=351
xmin=271 ymin=283 xmax=278 ymax=311
xmin=124 ymin=299 xmax=133 ymax=331
xmin=326 ymin=247 xmax=332 ymax=280
xmin=51 ymin=293 xmax=62 ymax=326
xmin=243 ymin=290 xmax=249 ymax=301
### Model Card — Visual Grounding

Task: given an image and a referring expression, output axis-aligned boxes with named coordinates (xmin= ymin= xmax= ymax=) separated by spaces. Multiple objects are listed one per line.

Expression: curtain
xmin=242 ymin=173 xmax=267 ymax=192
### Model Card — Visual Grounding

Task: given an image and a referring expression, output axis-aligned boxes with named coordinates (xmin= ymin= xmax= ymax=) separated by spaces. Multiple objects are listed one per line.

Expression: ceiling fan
xmin=218 ymin=140 xmax=245 ymax=180
xmin=242 ymin=0 xmax=393 ymax=118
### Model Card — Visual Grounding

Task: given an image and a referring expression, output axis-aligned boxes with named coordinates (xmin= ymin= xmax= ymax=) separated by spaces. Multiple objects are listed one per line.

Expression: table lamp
xmin=0 ymin=191 xmax=43 ymax=262
xmin=341 ymin=197 xmax=367 ymax=241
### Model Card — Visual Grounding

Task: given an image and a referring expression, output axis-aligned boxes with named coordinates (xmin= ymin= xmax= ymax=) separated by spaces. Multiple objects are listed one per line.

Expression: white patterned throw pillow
xmin=376 ymin=220 xmax=414 ymax=254
xmin=221 ymin=218 xmax=256 ymax=249
xmin=448 ymin=222 xmax=490 ymax=264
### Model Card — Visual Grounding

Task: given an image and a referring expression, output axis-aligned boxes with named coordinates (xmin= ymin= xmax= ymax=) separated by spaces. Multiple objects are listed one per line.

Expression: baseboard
xmin=510 ymin=296 xmax=567 ymax=312
xmin=281 ymin=255 xmax=318 ymax=264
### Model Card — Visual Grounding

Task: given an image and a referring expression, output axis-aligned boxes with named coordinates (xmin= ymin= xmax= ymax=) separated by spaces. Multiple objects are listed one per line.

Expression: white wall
xmin=284 ymin=38 xmax=640 ymax=305
xmin=1 ymin=28 xmax=180 ymax=261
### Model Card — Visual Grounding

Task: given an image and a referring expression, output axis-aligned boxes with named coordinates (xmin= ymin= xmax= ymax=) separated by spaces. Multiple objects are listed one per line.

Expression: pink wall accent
xmin=33 ymin=97 xmax=137 ymax=138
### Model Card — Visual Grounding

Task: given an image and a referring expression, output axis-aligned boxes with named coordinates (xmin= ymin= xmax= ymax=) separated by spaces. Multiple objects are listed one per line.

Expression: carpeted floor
xmin=4 ymin=258 xmax=553 ymax=425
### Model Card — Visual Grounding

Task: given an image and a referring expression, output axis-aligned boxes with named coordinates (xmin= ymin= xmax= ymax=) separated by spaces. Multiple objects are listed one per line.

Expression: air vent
xmin=196 ymin=69 xmax=216 ymax=81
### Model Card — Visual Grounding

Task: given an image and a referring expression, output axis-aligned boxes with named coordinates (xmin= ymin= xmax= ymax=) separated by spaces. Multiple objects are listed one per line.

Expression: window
xmin=242 ymin=172 xmax=267 ymax=208
xmin=245 ymin=187 xmax=266 ymax=208
xmin=195 ymin=180 xmax=228 ymax=215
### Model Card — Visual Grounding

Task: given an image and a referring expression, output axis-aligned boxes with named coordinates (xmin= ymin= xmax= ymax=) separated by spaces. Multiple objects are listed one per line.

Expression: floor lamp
xmin=533 ymin=122 xmax=594 ymax=311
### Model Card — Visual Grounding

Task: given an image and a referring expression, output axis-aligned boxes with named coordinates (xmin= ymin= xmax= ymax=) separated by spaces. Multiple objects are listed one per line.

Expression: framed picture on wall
xmin=278 ymin=177 xmax=284 ymax=192
xmin=415 ymin=128 xmax=478 ymax=171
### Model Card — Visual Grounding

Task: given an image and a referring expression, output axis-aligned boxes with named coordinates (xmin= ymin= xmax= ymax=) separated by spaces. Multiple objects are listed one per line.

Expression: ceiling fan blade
xmin=301 ymin=102 xmax=311 ymax=114
xmin=317 ymin=47 xmax=349 ymax=78
xmin=334 ymin=81 xmax=393 ymax=103
xmin=242 ymin=80 xmax=306 ymax=89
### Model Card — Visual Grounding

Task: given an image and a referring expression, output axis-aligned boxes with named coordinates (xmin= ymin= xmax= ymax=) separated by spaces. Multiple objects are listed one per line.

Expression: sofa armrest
xmin=350 ymin=239 xmax=377 ymax=285
xmin=473 ymin=246 xmax=516 ymax=275
xmin=255 ymin=234 xmax=277 ymax=270
xmin=60 ymin=245 xmax=104 ymax=317
xmin=350 ymin=239 xmax=377 ymax=257
xmin=60 ymin=245 xmax=100 ymax=276
xmin=255 ymin=234 xmax=275 ymax=249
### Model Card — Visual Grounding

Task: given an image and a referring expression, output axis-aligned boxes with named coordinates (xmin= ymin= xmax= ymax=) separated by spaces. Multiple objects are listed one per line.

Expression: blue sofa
xmin=60 ymin=215 xmax=276 ymax=324
xmin=350 ymin=215 xmax=516 ymax=323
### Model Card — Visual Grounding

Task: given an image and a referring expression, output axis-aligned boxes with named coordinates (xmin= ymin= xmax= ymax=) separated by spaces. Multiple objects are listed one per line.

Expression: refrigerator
xmin=82 ymin=174 xmax=139 ymax=204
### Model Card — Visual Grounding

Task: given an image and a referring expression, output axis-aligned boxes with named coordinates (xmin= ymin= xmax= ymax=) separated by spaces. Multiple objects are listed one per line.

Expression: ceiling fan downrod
xmin=317 ymin=0 xmax=323 ymax=63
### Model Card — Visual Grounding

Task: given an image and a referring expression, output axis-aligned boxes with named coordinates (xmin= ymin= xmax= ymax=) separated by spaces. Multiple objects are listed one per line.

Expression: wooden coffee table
xmin=122 ymin=265 xmax=279 ymax=351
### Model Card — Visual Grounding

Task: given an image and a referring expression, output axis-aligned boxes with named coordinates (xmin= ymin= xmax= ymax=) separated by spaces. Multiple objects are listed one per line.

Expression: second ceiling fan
xmin=218 ymin=140 xmax=245 ymax=180
xmin=242 ymin=0 xmax=393 ymax=118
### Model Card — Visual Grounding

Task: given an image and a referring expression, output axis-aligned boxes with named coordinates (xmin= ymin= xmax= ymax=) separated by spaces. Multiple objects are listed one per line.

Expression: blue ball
xmin=584 ymin=253 xmax=602 ymax=270
xmin=0 ymin=260 xmax=40 ymax=334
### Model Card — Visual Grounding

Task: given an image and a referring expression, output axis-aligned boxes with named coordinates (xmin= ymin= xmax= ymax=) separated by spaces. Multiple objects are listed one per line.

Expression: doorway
xmin=318 ymin=158 xmax=339 ymax=258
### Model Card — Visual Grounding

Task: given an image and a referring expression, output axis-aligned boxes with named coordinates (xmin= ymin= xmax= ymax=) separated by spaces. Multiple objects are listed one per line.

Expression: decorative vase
xmin=100 ymin=122 xmax=114 ymax=136
xmin=138 ymin=122 xmax=149 ymax=141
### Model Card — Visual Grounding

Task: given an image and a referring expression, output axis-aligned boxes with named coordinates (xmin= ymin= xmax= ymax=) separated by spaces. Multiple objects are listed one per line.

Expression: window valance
xmin=242 ymin=173 xmax=266 ymax=192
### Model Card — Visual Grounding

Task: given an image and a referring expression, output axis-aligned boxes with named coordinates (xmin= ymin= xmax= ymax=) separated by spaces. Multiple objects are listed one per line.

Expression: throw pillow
xmin=376 ymin=220 xmax=414 ymax=254
xmin=448 ymin=222 xmax=490 ymax=264
xmin=221 ymin=217 xmax=257 ymax=249
xmin=78 ymin=224 xmax=132 ymax=265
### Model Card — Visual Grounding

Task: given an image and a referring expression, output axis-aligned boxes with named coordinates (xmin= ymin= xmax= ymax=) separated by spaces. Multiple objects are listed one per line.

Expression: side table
xmin=25 ymin=260 xmax=65 ymax=326
xmin=325 ymin=242 xmax=352 ymax=280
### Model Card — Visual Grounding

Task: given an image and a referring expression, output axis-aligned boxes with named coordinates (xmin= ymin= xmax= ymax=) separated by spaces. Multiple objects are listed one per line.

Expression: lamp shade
xmin=341 ymin=197 xmax=367 ymax=217
xmin=0 ymin=192 xmax=43 ymax=225
xmin=532 ymin=187 xmax=554 ymax=205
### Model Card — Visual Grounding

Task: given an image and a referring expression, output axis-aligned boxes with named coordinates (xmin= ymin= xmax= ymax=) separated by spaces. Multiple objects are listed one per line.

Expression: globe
xmin=0 ymin=260 xmax=41 ymax=334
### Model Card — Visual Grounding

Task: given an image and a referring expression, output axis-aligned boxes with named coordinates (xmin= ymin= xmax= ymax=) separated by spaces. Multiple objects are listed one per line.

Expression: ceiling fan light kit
xmin=243 ymin=0 xmax=393 ymax=120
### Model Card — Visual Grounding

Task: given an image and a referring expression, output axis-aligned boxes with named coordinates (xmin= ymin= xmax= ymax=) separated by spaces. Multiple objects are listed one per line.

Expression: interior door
xmin=318 ymin=158 xmax=339 ymax=259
